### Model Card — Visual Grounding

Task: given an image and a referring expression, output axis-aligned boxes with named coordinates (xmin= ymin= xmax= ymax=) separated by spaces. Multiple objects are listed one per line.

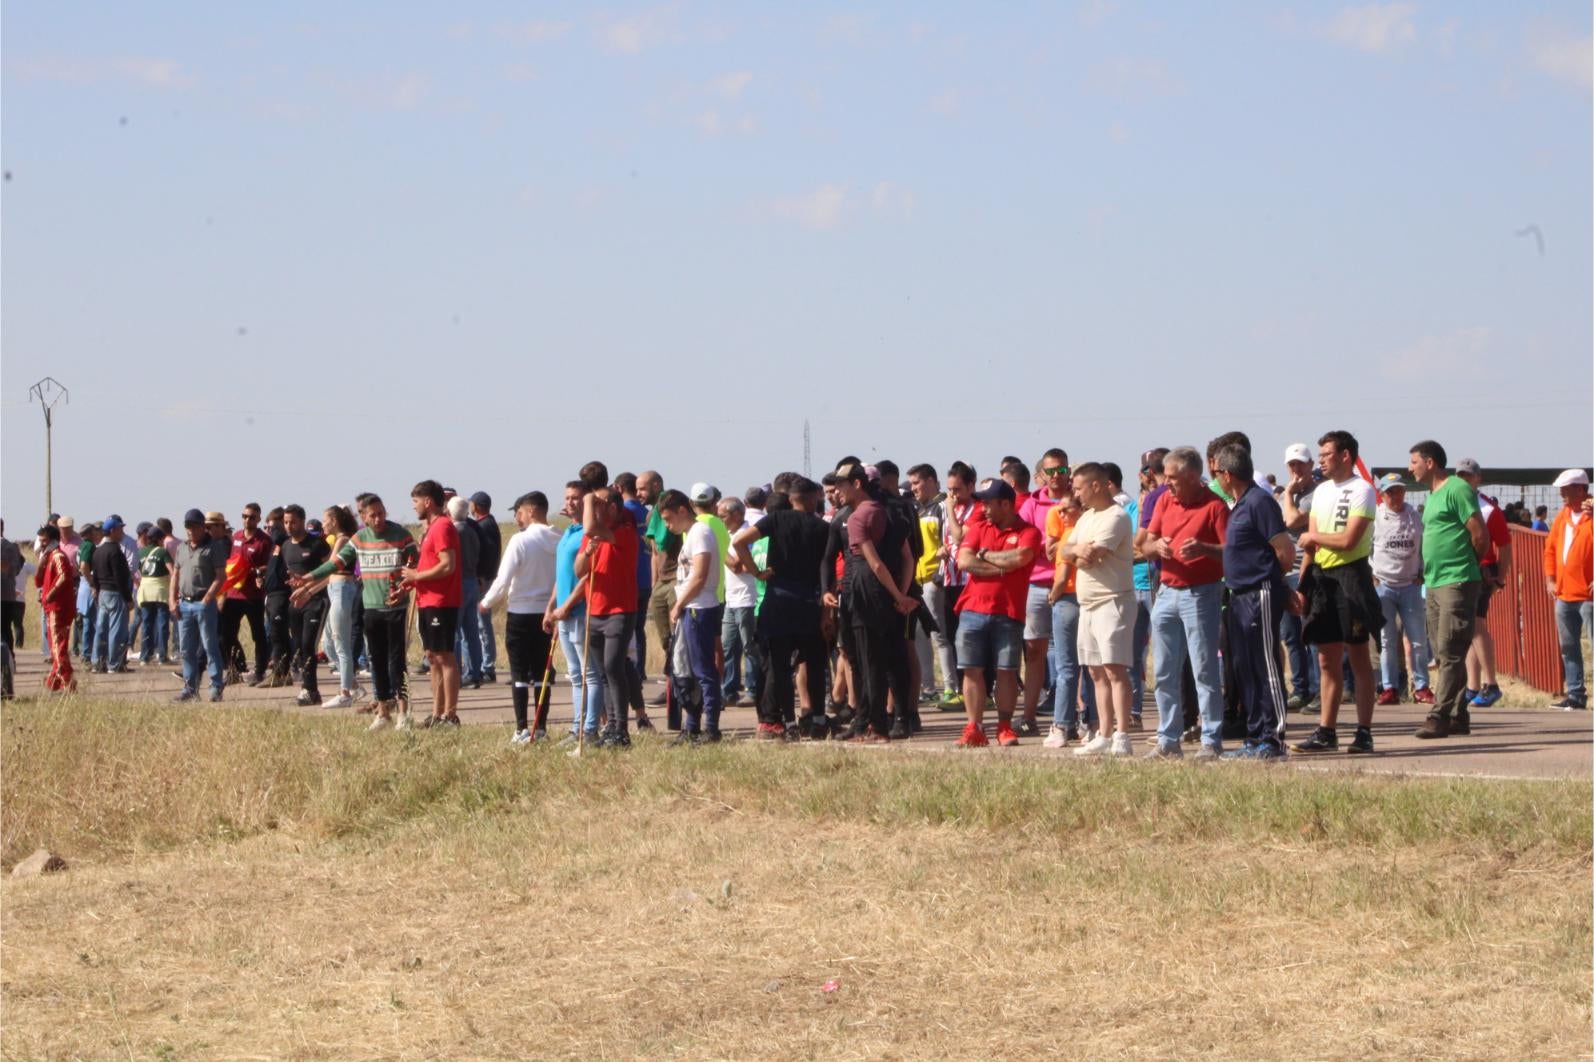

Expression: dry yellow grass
xmin=2 ymin=699 xmax=1590 ymax=1059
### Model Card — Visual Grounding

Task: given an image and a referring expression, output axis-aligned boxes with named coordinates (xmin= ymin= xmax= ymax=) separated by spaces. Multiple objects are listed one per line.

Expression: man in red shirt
xmin=221 ymin=501 xmax=272 ymax=686
xmin=954 ymin=478 xmax=1042 ymax=747
xmin=1455 ymin=459 xmax=1512 ymax=707
xmin=1142 ymin=447 xmax=1230 ymax=760
xmin=35 ymin=523 xmax=78 ymax=692
xmin=577 ymin=486 xmax=642 ymax=748
xmin=400 ymin=479 xmax=461 ymax=726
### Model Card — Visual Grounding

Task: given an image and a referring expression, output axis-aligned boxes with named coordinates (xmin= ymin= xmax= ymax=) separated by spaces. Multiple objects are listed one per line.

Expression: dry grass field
xmin=2 ymin=697 xmax=1590 ymax=1059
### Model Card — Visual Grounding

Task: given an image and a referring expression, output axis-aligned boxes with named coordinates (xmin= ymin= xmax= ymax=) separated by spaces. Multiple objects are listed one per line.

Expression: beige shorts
xmin=1077 ymin=594 xmax=1134 ymax=667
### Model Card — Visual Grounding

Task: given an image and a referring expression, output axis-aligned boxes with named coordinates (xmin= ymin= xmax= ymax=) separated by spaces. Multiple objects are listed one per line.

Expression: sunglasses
xmin=1041 ymin=466 xmax=1069 ymax=477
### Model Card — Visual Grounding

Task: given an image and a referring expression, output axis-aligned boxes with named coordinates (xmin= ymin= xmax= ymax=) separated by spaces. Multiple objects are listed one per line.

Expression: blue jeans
xmin=455 ymin=576 xmax=483 ymax=683
xmin=1556 ymin=599 xmax=1593 ymax=702
xmin=138 ymin=602 xmax=169 ymax=661
xmin=720 ymin=605 xmax=761 ymax=701
xmin=177 ymin=600 xmax=224 ymax=694
xmin=1151 ymin=582 xmax=1224 ymax=751
xmin=682 ymin=604 xmax=725 ymax=731
xmin=1376 ymin=582 xmax=1429 ymax=693
xmin=558 ymin=613 xmax=605 ymax=734
xmin=1049 ymin=594 xmax=1098 ymax=730
xmin=74 ymin=583 xmax=97 ymax=657
xmin=94 ymin=591 xmax=129 ymax=668
xmin=479 ymin=602 xmax=497 ymax=676
xmin=1131 ymin=588 xmax=1153 ymax=715
xmin=1280 ymin=571 xmax=1318 ymax=698
xmin=327 ymin=579 xmax=358 ymax=693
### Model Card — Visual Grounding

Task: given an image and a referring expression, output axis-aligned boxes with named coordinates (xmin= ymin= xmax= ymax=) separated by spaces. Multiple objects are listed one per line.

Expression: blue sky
xmin=3 ymin=2 xmax=1590 ymax=523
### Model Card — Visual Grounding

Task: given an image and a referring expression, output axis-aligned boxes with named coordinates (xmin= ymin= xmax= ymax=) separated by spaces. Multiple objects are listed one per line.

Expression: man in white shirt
xmin=664 ymin=491 xmax=725 ymax=742
xmin=717 ymin=496 xmax=762 ymax=709
xmin=480 ymin=491 xmax=560 ymax=744
xmin=1371 ymin=473 xmax=1431 ymax=706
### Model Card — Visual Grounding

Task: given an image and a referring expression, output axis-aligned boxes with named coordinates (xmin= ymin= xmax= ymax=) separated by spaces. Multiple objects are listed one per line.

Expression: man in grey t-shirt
xmin=1371 ymin=474 xmax=1431 ymax=705
xmin=170 ymin=508 xmax=227 ymax=702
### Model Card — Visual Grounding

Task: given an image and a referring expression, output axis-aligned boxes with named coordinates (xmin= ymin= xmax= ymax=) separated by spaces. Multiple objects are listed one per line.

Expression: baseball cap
xmin=1455 ymin=458 xmax=1482 ymax=477
xmin=183 ymin=508 xmax=206 ymax=526
xmin=1377 ymin=473 xmax=1406 ymax=492
xmin=102 ymin=514 xmax=125 ymax=532
xmin=972 ymin=478 xmax=1016 ymax=503
xmin=56 ymin=516 xmax=75 ymax=529
xmin=1284 ymin=443 xmax=1312 ymax=465
xmin=470 ymin=491 xmax=491 ymax=509
xmin=1553 ymin=468 xmax=1590 ymax=488
xmin=205 ymin=510 xmax=226 ymax=524
xmin=1138 ymin=449 xmax=1164 ymax=472
xmin=135 ymin=521 xmax=154 ymax=536
xmin=689 ymin=482 xmax=716 ymax=505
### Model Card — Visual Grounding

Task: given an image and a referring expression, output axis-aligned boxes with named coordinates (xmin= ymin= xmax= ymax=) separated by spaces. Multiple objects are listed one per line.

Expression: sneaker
xmin=1109 ymin=732 xmax=1133 ymax=757
xmin=995 ymin=722 xmax=1020 ymax=747
xmin=326 ymin=693 xmax=355 ymax=709
xmin=888 ymin=718 xmax=911 ymax=741
xmin=670 ymin=729 xmax=701 ymax=748
xmin=510 ymin=729 xmax=532 ymax=745
xmin=634 ymin=714 xmax=657 ymax=733
xmin=1181 ymin=725 xmax=1201 ymax=745
xmin=172 ymin=689 xmax=198 ymax=703
xmin=110 ymin=664 xmax=131 ymax=674
xmin=1128 ymin=713 xmax=1143 ymax=732
xmin=1551 ymin=695 xmax=1588 ymax=710
xmin=295 ymin=689 xmax=317 ymax=707
xmin=208 ymin=689 xmax=224 ymax=703
xmin=1063 ymin=725 xmax=1081 ymax=744
xmin=440 ymin=714 xmax=461 ymax=728
xmin=1014 ymin=718 xmax=1041 ymax=738
xmin=557 ymin=732 xmax=581 ymax=749
xmin=1450 ymin=711 xmax=1471 ymax=736
xmin=1414 ymin=714 xmax=1450 ymax=739
xmin=1471 ymin=686 xmax=1502 ymax=708
xmin=1073 ymin=733 xmax=1111 ymax=757
xmin=955 ymin=722 xmax=988 ymax=748
xmin=368 ymin=714 xmax=393 ymax=732
xmin=394 ymin=712 xmax=413 ymax=732
xmin=533 ymin=728 xmax=547 ymax=742
xmin=1412 ymin=688 xmax=1435 ymax=705
xmin=597 ymin=728 xmax=632 ymax=749
xmin=1461 ymin=688 xmax=1476 ymax=707
xmin=1292 ymin=726 xmax=1338 ymax=753
xmin=1142 ymin=743 xmax=1182 ymax=760
xmin=482 ymin=671 xmax=498 ymax=684
xmin=1301 ymin=697 xmax=1321 ymax=715
xmin=1347 ymin=726 xmax=1375 ymax=754
xmin=1376 ymin=688 xmax=1399 ymax=706
xmin=937 ymin=691 xmax=964 ymax=712
xmin=1191 ymin=743 xmax=1222 ymax=762
xmin=704 ymin=728 xmax=724 ymax=743
xmin=1042 ymin=725 xmax=1068 ymax=749
xmin=755 ymin=722 xmax=786 ymax=741
xmin=246 ymin=673 xmax=265 ymax=687
xmin=1236 ymin=744 xmax=1286 ymax=762
xmin=646 ymin=691 xmax=668 ymax=708
xmin=1286 ymin=693 xmax=1308 ymax=711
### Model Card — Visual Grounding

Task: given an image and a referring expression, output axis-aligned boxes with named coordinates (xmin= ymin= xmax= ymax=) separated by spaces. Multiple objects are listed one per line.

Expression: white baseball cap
xmin=1284 ymin=443 xmax=1312 ymax=465
xmin=1552 ymin=468 xmax=1590 ymax=488
xmin=688 ymin=482 xmax=717 ymax=504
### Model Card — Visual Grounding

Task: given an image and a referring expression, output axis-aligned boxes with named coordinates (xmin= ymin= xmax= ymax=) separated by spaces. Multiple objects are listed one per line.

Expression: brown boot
xmin=1450 ymin=710 xmax=1471 ymax=736
xmin=1414 ymin=713 xmax=1451 ymax=739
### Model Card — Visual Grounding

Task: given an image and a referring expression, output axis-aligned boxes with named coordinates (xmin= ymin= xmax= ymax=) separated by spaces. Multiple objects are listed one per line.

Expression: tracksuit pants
xmin=1226 ymin=584 xmax=1290 ymax=752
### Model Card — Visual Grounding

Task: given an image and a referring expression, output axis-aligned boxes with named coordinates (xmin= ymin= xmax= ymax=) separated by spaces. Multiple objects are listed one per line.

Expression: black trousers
xmin=265 ymin=592 xmax=292 ymax=674
xmin=290 ymin=595 xmax=328 ymax=695
xmin=589 ymin=612 xmax=640 ymax=733
xmin=1 ymin=601 xmax=22 ymax=698
xmin=220 ymin=597 xmax=268 ymax=678
xmin=849 ymin=610 xmax=910 ymax=736
xmin=505 ymin=611 xmax=555 ymax=731
xmin=1227 ymin=584 xmax=1290 ymax=751
xmin=363 ymin=608 xmax=408 ymax=703
xmin=758 ymin=630 xmax=829 ymax=726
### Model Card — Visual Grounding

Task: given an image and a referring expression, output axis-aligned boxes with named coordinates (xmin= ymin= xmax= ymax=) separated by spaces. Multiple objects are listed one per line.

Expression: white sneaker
xmin=1109 ymin=732 xmax=1133 ymax=757
xmin=1042 ymin=725 xmax=1068 ymax=749
xmin=510 ymin=729 xmax=532 ymax=745
xmin=1079 ymin=727 xmax=1098 ymax=746
xmin=349 ymin=686 xmax=368 ymax=703
xmin=394 ymin=711 xmax=413 ymax=732
xmin=326 ymin=693 xmax=355 ymax=709
xmin=1074 ymin=733 xmax=1112 ymax=756
xmin=367 ymin=714 xmax=393 ymax=732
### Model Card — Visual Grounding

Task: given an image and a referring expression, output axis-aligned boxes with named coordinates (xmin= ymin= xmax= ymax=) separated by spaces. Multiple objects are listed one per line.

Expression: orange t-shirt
xmin=1045 ymin=506 xmax=1079 ymax=595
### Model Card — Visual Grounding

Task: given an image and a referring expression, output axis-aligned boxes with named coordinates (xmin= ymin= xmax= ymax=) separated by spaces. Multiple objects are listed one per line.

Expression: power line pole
xmin=803 ymin=419 xmax=811 ymax=478
xmin=28 ymin=377 xmax=69 ymax=520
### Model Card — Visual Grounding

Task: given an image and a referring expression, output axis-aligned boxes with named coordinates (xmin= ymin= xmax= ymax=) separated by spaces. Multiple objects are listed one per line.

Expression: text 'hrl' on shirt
xmin=1222 ymin=484 xmax=1288 ymax=593
xmin=1071 ymin=504 xmax=1134 ymax=604
xmin=676 ymin=520 xmax=724 ymax=611
xmin=1146 ymin=488 xmax=1229 ymax=588
xmin=1421 ymin=475 xmax=1482 ymax=589
xmin=955 ymin=519 xmax=1044 ymax=622
xmin=1307 ymin=476 xmax=1377 ymax=569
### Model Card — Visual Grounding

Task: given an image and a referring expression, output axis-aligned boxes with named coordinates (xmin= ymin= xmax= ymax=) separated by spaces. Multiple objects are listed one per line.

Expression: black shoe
xmin=172 ymin=689 xmax=198 ymax=703
xmin=1014 ymin=718 xmax=1040 ymax=738
xmin=1347 ymin=726 xmax=1374 ymax=754
xmin=670 ymin=729 xmax=701 ymax=748
xmin=1450 ymin=711 xmax=1471 ymax=736
xmin=646 ymin=691 xmax=668 ymax=707
xmin=246 ymin=672 xmax=266 ymax=687
xmin=1181 ymin=725 xmax=1201 ymax=745
xmin=910 ymin=717 xmax=925 ymax=735
xmin=209 ymin=689 xmax=224 ymax=704
xmin=704 ymin=727 xmax=723 ymax=743
xmin=110 ymin=664 xmax=131 ymax=674
xmin=598 ymin=728 xmax=631 ymax=749
xmin=635 ymin=714 xmax=657 ymax=733
xmin=1064 ymin=726 xmax=1081 ymax=744
xmin=90 ymin=666 xmax=108 ymax=674
xmin=1292 ymin=726 xmax=1338 ymax=753
xmin=438 ymin=714 xmax=461 ymax=728
xmin=888 ymin=719 xmax=911 ymax=740
xmin=481 ymin=671 xmax=497 ymax=684
xmin=1551 ymin=695 xmax=1588 ymax=710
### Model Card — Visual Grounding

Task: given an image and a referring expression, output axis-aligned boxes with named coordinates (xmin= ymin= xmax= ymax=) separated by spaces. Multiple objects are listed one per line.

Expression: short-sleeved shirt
xmin=1146 ymin=488 xmax=1228 ymax=588
xmin=1308 ymin=476 xmax=1377 ymax=569
xmin=846 ymin=501 xmax=887 ymax=552
xmin=676 ymin=520 xmax=722 ymax=610
xmin=645 ymin=507 xmax=681 ymax=582
xmin=1223 ymin=485 xmax=1288 ymax=593
xmin=1479 ymin=495 xmax=1510 ymax=567
xmin=1421 ymin=476 xmax=1482 ymax=589
xmin=586 ymin=520 xmax=640 ymax=616
xmin=174 ymin=538 xmax=224 ymax=599
xmin=225 ymin=528 xmax=272 ymax=601
xmin=1372 ymin=504 xmax=1423 ymax=587
xmin=1044 ymin=505 xmax=1081 ymax=595
xmin=416 ymin=517 xmax=463 ymax=609
xmin=554 ymin=525 xmax=586 ymax=614
xmin=1017 ymin=493 xmax=1060 ymax=585
xmin=955 ymin=519 xmax=1044 ymax=621
xmin=756 ymin=510 xmax=829 ymax=592
xmin=1071 ymin=504 xmax=1134 ymax=604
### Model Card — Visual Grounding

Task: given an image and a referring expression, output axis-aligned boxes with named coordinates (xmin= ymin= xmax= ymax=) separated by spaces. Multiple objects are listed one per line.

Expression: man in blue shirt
xmin=1213 ymin=444 xmax=1296 ymax=758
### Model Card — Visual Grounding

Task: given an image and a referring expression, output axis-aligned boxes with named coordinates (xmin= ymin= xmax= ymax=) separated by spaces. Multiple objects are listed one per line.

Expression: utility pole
xmin=802 ymin=419 xmax=811 ymax=479
xmin=28 ymin=377 xmax=69 ymax=520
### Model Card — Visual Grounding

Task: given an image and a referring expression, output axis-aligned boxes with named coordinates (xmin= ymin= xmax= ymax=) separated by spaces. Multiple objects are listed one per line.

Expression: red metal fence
xmin=1485 ymin=526 xmax=1564 ymax=694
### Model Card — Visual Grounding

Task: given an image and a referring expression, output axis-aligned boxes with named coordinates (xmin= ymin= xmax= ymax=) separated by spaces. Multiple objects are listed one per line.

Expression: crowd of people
xmin=2 ymin=433 xmax=1591 ymax=762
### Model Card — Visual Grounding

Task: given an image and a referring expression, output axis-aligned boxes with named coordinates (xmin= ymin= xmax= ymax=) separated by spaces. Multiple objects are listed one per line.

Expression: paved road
xmin=8 ymin=652 xmax=1589 ymax=781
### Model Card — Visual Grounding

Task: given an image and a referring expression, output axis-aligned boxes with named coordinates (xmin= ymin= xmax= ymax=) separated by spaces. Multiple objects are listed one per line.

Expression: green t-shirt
xmin=138 ymin=544 xmax=171 ymax=579
xmin=349 ymin=523 xmax=419 ymax=611
xmin=645 ymin=507 xmax=681 ymax=581
xmin=1420 ymin=475 xmax=1482 ymax=589
xmin=751 ymin=537 xmax=770 ymax=614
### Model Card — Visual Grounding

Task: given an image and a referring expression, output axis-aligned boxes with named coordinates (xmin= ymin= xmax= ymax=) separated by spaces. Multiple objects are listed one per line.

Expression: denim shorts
xmin=1023 ymin=583 xmax=1052 ymax=640
xmin=955 ymin=609 xmax=1023 ymax=671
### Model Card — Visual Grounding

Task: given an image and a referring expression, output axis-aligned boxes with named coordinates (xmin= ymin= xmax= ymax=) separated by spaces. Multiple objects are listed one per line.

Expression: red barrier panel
xmin=1484 ymin=527 xmax=1564 ymax=694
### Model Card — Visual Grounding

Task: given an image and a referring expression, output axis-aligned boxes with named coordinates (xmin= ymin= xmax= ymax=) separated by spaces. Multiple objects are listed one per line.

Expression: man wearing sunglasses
xmin=220 ymin=502 xmax=272 ymax=686
xmin=1019 ymin=449 xmax=1078 ymax=740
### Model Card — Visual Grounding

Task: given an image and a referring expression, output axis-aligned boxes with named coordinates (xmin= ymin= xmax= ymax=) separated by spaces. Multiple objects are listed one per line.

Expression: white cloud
xmin=711 ymin=71 xmax=753 ymax=99
xmin=1324 ymin=4 xmax=1417 ymax=55
xmin=1528 ymin=29 xmax=1592 ymax=92
xmin=601 ymin=7 xmax=679 ymax=55
xmin=1379 ymin=327 xmax=1492 ymax=382
xmin=13 ymin=55 xmax=193 ymax=88
xmin=1087 ymin=57 xmax=1185 ymax=100
xmin=871 ymin=181 xmax=917 ymax=219
xmin=695 ymin=110 xmax=759 ymax=137
xmin=773 ymin=183 xmax=850 ymax=230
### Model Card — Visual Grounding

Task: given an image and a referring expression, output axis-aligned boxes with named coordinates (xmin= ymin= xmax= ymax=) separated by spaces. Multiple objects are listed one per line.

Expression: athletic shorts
xmin=1300 ymin=559 xmax=1382 ymax=648
xmin=1476 ymin=565 xmax=1498 ymax=618
xmin=1077 ymin=594 xmax=1134 ymax=667
xmin=418 ymin=607 xmax=459 ymax=653
xmin=1024 ymin=583 xmax=1052 ymax=640
xmin=955 ymin=610 xmax=1023 ymax=671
